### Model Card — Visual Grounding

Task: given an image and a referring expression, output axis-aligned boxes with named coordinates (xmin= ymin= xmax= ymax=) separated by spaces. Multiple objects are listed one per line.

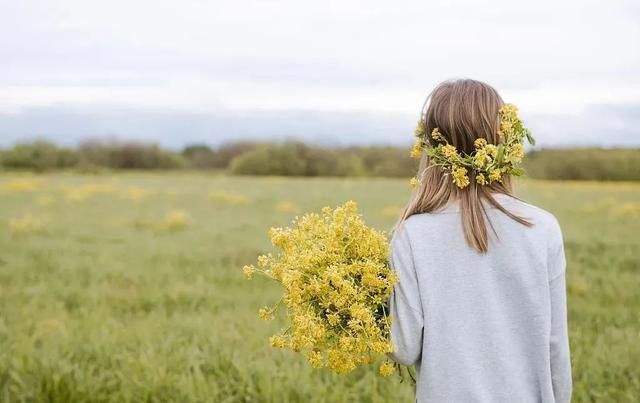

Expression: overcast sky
xmin=1 ymin=0 xmax=639 ymax=148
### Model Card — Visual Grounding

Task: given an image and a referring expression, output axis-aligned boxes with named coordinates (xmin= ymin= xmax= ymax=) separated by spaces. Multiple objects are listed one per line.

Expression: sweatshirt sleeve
xmin=388 ymin=225 xmax=424 ymax=366
xmin=548 ymin=223 xmax=572 ymax=403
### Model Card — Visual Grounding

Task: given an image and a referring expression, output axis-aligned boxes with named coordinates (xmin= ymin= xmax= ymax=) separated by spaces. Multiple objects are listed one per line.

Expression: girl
xmin=389 ymin=79 xmax=572 ymax=402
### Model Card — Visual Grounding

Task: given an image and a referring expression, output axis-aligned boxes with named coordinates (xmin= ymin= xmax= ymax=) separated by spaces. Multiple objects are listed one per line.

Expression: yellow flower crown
xmin=409 ymin=104 xmax=535 ymax=189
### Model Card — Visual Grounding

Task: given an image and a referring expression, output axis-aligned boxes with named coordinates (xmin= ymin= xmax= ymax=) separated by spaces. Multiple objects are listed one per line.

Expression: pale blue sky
xmin=1 ymin=0 xmax=639 ymax=148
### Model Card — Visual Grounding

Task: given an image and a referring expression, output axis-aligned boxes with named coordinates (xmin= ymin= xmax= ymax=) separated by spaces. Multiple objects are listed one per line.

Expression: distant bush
xmin=229 ymin=142 xmax=367 ymax=177
xmin=1 ymin=139 xmax=638 ymax=181
xmin=182 ymin=142 xmax=258 ymax=169
xmin=78 ymin=140 xmax=186 ymax=170
xmin=0 ymin=141 xmax=78 ymax=172
xmin=305 ymin=147 xmax=366 ymax=177
xmin=524 ymin=148 xmax=640 ymax=181
xmin=181 ymin=144 xmax=215 ymax=169
xmin=352 ymin=146 xmax=418 ymax=177
xmin=230 ymin=143 xmax=310 ymax=176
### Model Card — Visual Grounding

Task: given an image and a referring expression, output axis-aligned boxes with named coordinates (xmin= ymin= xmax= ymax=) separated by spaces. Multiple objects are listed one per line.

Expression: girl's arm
xmin=388 ymin=226 xmax=424 ymax=366
xmin=548 ymin=225 xmax=572 ymax=403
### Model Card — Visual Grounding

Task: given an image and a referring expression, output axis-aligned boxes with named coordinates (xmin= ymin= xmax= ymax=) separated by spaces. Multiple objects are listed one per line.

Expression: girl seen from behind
xmin=389 ymin=79 xmax=572 ymax=403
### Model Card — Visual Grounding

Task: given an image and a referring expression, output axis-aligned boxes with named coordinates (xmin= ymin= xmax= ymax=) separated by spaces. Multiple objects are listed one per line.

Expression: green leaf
xmin=511 ymin=167 xmax=526 ymax=176
xmin=525 ymin=129 xmax=536 ymax=146
xmin=496 ymin=144 xmax=505 ymax=165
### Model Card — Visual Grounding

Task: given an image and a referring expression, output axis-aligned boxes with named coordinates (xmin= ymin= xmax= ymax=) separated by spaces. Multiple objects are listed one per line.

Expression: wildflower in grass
xmin=35 ymin=195 xmax=55 ymax=206
xmin=243 ymin=201 xmax=398 ymax=376
xmin=276 ymin=201 xmax=298 ymax=213
xmin=614 ymin=202 xmax=640 ymax=216
xmin=409 ymin=177 xmax=420 ymax=189
xmin=159 ymin=210 xmax=189 ymax=232
xmin=64 ymin=184 xmax=114 ymax=202
xmin=34 ymin=318 xmax=67 ymax=339
xmin=124 ymin=186 xmax=153 ymax=201
xmin=381 ymin=205 xmax=402 ymax=217
xmin=580 ymin=197 xmax=617 ymax=213
xmin=65 ymin=189 xmax=89 ymax=201
xmin=84 ymin=184 xmax=115 ymax=194
xmin=8 ymin=212 xmax=45 ymax=237
xmin=379 ymin=361 xmax=396 ymax=376
xmin=567 ymin=275 xmax=589 ymax=297
xmin=209 ymin=191 xmax=250 ymax=205
xmin=0 ymin=178 xmax=39 ymax=193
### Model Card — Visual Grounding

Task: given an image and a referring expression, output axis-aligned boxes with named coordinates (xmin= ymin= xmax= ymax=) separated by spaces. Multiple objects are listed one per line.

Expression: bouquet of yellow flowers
xmin=243 ymin=201 xmax=399 ymax=376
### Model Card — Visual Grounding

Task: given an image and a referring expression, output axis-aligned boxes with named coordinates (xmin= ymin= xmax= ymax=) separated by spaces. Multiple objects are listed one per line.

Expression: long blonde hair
xmin=398 ymin=79 xmax=531 ymax=253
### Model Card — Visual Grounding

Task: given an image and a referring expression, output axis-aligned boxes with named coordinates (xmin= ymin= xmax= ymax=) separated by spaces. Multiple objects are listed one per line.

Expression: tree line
xmin=1 ymin=139 xmax=638 ymax=181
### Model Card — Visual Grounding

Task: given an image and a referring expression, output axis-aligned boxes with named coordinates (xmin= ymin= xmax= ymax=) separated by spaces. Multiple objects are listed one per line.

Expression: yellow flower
xmin=243 ymin=265 xmax=256 ymax=280
xmin=158 ymin=210 xmax=189 ymax=231
xmin=500 ymin=104 xmax=519 ymax=121
xmin=244 ymin=202 xmax=397 ymax=376
xmin=452 ymin=167 xmax=470 ymax=189
xmin=125 ymin=186 xmax=151 ymax=201
xmin=440 ymin=144 xmax=459 ymax=160
xmin=276 ymin=201 xmax=298 ymax=213
xmin=372 ymin=340 xmax=393 ymax=353
xmin=431 ymin=128 xmax=443 ymax=141
xmin=258 ymin=307 xmax=274 ymax=321
xmin=506 ymin=143 xmax=524 ymax=163
xmin=257 ymin=254 xmax=272 ymax=268
xmin=488 ymin=169 xmax=502 ymax=182
xmin=410 ymin=139 xmax=423 ymax=159
xmin=420 ymin=103 xmax=534 ymax=189
xmin=379 ymin=361 xmax=395 ymax=376
xmin=209 ymin=191 xmax=251 ymax=205
xmin=499 ymin=121 xmax=513 ymax=136
xmin=269 ymin=335 xmax=287 ymax=348
xmin=8 ymin=212 xmax=45 ymax=237
xmin=0 ymin=179 xmax=39 ymax=193
xmin=306 ymin=351 xmax=324 ymax=368
xmin=415 ymin=120 xmax=426 ymax=137
xmin=484 ymin=144 xmax=497 ymax=158
xmin=327 ymin=349 xmax=356 ymax=374
xmin=473 ymin=149 xmax=491 ymax=169
xmin=474 ymin=138 xmax=487 ymax=149
xmin=498 ymin=104 xmax=520 ymax=138
xmin=327 ymin=313 xmax=340 ymax=326
xmin=409 ymin=177 xmax=420 ymax=189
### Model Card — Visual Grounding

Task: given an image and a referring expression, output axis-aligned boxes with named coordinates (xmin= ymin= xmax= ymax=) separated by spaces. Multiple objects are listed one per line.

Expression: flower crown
xmin=409 ymin=104 xmax=536 ymax=189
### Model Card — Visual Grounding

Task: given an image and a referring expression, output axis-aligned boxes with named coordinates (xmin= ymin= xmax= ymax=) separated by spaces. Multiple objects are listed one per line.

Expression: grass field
xmin=0 ymin=172 xmax=638 ymax=402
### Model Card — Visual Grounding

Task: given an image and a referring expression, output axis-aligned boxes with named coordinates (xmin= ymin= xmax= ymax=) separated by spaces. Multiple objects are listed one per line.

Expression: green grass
xmin=0 ymin=173 xmax=638 ymax=402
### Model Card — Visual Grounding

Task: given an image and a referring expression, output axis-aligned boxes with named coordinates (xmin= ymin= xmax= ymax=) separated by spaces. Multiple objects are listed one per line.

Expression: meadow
xmin=0 ymin=172 xmax=638 ymax=402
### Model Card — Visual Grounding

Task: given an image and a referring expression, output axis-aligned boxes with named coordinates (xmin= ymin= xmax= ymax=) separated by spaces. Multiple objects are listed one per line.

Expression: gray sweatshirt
xmin=389 ymin=193 xmax=572 ymax=403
